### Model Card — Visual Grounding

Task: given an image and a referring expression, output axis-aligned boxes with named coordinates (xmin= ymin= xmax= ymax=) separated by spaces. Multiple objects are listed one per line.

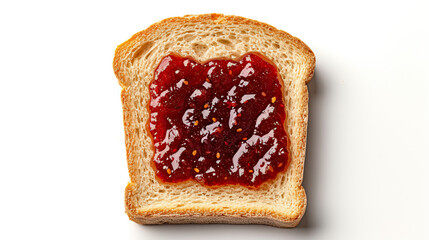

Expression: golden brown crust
xmin=114 ymin=13 xmax=315 ymax=227
xmin=113 ymin=13 xmax=315 ymax=86
xmin=125 ymin=184 xmax=306 ymax=227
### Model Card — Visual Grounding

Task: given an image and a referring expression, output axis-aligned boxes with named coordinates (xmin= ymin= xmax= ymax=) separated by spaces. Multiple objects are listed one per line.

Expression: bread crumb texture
xmin=114 ymin=14 xmax=315 ymax=227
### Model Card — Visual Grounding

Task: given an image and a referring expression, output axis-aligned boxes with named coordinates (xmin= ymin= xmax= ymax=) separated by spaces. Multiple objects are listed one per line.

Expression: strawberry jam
xmin=149 ymin=53 xmax=289 ymax=187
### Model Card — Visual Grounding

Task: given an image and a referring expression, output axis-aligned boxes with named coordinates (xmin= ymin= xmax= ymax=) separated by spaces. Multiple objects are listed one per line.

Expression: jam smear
xmin=149 ymin=53 xmax=289 ymax=187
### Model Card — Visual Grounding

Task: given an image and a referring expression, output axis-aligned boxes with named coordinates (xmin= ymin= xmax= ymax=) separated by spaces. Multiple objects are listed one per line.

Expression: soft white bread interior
xmin=113 ymin=13 xmax=315 ymax=227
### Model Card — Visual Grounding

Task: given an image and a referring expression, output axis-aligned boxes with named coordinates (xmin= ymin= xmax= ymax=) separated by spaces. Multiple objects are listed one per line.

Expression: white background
xmin=1 ymin=0 xmax=428 ymax=239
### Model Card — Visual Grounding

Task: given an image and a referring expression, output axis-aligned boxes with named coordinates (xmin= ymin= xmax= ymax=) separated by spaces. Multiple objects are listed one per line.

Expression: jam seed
xmin=183 ymin=80 xmax=189 ymax=85
xmin=228 ymin=70 xmax=232 ymax=75
xmin=242 ymin=137 xmax=247 ymax=141
xmin=212 ymin=117 xmax=217 ymax=122
xmin=278 ymin=163 xmax=283 ymax=167
xmin=249 ymin=169 xmax=254 ymax=173
xmin=237 ymin=113 xmax=242 ymax=117
xmin=194 ymin=168 xmax=200 ymax=173
xmin=206 ymin=78 xmax=210 ymax=82
xmin=262 ymin=92 xmax=267 ymax=97
xmin=204 ymin=103 xmax=209 ymax=108
xmin=192 ymin=150 xmax=197 ymax=156
xmin=224 ymin=177 xmax=228 ymax=180
xmin=216 ymin=152 xmax=220 ymax=159
xmin=236 ymin=128 xmax=242 ymax=132
xmin=268 ymin=166 xmax=274 ymax=172
xmin=167 ymin=168 xmax=171 ymax=175
xmin=271 ymin=97 xmax=276 ymax=103
xmin=194 ymin=120 xmax=199 ymax=126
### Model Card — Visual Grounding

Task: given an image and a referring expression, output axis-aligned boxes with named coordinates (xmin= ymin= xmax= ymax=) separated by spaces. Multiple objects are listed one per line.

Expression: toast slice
xmin=113 ymin=14 xmax=315 ymax=227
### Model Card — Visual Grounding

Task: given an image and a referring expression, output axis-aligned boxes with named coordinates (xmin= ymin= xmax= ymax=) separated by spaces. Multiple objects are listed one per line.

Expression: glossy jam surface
xmin=149 ymin=53 xmax=289 ymax=187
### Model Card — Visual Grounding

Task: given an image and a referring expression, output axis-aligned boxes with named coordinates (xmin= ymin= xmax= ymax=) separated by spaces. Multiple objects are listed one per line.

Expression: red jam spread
xmin=149 ymin=53 xmax=289 ymax=187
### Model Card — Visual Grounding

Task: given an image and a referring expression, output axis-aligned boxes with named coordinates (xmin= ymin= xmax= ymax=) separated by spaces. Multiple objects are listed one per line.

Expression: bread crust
xmin=114 ymin=14 xmax=315 ymax=87
xmin=114 ymin=13 xmax=315 ymax=228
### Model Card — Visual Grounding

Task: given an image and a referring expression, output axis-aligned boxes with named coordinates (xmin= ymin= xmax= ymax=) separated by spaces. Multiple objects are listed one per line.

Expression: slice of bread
xmin=113 ymin=13 xmax=315 ymax=227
